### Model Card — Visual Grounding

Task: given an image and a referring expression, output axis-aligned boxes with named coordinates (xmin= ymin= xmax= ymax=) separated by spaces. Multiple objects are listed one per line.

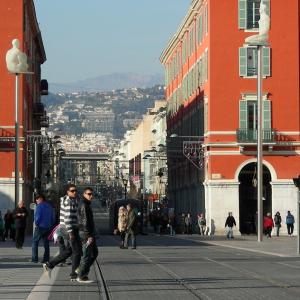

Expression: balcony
xmin=236 ymin=129 xmax=276 ymax=143
xmin=39 ymin=115 xmax=49 ymax=128
xmin=33 ymin=102 xmax=45 ymax=116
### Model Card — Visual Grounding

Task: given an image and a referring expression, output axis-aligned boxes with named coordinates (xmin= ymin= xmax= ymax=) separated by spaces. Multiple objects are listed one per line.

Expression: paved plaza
xmin=1 ymin=233 xmax=300 ymax=300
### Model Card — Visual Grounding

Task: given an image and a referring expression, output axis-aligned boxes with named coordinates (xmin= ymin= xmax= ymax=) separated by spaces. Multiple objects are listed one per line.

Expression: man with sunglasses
xmin=76 ymin=187 xmax=98 ymax=283
xmin=43 ymin=184 xmax=82 ymax=281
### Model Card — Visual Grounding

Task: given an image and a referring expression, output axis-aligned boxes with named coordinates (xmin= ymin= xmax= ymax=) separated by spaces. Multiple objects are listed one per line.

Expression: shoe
xmin=122 ymin=246 xmax=128 ymax=249
xmin=70 ymin=273 xmax=77 ymax=281
xmin=132 ymin=247 xmax=136 ymax=249
xmin=30 ymin=260 xmax=38 ymax=263
xmin=43 ymin=263 xmax=52 ymax=279
xmin=76 ymin=276 xmax=94 ymax=283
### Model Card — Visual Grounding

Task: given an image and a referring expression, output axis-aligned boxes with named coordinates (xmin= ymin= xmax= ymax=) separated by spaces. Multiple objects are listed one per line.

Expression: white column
xmin=271 ymin=180 xmax=298 ymax=235
xmin=205 ymin=180 xmax=240 ymax=235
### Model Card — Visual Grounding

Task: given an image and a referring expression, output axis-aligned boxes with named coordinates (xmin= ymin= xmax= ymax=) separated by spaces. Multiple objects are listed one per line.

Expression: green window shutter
xmin=239 ymin=47 xmax=247 ymax=77
xmin=262 ymin=0 xmax=270 ymax=16
xmin=262 ymin=47 xmax=271 ymax=77
xmin=239 ymin=100 xmax=248 ymax=128
xmin=238 ymin=0 xmax=247 ymax=29
xmin=198 ymin=15 xmax=203 ymax=44
xmin=263 ymin=100 xmax=271 ymax=129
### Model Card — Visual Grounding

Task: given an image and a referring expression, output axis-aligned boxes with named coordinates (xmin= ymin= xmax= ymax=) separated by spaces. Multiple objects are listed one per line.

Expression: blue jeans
xmin=32 ymin=227 xmax=51 ymax=263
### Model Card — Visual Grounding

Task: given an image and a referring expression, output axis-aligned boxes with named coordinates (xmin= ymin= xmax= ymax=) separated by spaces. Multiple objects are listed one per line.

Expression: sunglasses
xmin=85 ymin=192 xmax=93 ymax=196
xmin=69 ymin=189 xmax=77 ymax=193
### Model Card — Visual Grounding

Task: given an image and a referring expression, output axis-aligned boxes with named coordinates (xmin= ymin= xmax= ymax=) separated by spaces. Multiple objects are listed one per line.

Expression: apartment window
xmin=239 ymin=0 xmax=270 ymax=30
xmin=239 ymin=46 xmax=270 ymax=77
xmin=239 ymin=99 xmax=271 ymax=130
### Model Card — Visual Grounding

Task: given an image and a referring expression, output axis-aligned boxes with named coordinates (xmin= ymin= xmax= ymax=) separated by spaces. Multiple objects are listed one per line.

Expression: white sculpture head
xmin=12 ymin=39 xmax=20 ymax=48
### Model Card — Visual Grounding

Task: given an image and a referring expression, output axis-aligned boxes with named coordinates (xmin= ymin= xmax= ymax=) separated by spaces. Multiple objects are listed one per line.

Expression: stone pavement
xmin=1 ymin=234 xmax=300 ymax=300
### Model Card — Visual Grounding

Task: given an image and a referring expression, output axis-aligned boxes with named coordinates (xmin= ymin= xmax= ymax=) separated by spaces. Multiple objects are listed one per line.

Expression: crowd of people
xmin=148 ymin=209 xmax=207 ymax=236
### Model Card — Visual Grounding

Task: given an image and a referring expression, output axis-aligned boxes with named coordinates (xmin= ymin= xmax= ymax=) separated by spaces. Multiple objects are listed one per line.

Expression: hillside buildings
xmin=0 ymin=0 xmax=46 ymax=211
xmin=160 ymin=0 xmax=300 ymax=234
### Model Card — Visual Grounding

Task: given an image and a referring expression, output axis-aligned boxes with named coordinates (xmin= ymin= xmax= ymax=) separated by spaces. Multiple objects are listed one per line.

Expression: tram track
xmin=94 ymin=257 xmax=111 ymax=300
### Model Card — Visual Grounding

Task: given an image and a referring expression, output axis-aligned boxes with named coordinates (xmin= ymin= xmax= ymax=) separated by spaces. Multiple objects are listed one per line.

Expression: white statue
xmin=6 ymin=39 xmax=29 ymax=73
xmin=245 ymin=2 xmax=270 ymax=45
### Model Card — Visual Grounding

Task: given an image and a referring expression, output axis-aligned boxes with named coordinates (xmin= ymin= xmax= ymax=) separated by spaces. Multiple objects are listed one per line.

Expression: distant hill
xmin=49 ymin=72 xmax=164 ymax=93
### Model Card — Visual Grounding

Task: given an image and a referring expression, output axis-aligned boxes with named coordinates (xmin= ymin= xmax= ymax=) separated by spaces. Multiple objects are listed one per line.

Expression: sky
xmin=34 ymin=0 xmax=191 ymax=83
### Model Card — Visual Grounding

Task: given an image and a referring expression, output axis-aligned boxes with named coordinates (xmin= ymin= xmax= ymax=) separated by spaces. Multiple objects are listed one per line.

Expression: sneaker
xmin=43 ymin=263 xmax=52 ymax=279
xmin=76 ymin=276 xmax=94 ymax=283
xmin=70 ymin=273 xmax=77 ymax=281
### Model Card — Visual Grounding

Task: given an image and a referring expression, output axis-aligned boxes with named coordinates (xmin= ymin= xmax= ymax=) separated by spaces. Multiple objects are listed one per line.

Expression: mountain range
xmin=49 ymin=72 xmax=164 ymax=93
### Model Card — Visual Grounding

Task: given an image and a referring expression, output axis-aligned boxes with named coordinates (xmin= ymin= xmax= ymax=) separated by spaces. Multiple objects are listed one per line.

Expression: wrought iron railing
xmin=236 ymin=129 xmax=276 ymax=143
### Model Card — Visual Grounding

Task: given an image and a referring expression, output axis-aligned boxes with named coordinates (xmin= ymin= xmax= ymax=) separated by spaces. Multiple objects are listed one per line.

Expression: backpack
xmin=274 ymin=215 xmax=281 ymax=225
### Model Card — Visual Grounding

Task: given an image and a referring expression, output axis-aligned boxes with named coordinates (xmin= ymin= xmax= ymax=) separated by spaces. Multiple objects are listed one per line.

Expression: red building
xmin=161 ymin=0 xmax=300 ymax=234
xmin=0 ymin=0 xmax=47 ymax=211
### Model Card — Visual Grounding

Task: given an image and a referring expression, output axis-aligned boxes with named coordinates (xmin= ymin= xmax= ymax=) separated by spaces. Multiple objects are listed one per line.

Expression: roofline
xmin=26 ymin=0 xmax=46 ymax=63
xmin=160 ymin=0 xmax=204 ymax=65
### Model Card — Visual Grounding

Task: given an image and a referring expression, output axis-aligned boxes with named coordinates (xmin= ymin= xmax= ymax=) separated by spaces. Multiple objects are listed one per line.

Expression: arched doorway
xmin=238 ymin=162 xmax=272 ymax=234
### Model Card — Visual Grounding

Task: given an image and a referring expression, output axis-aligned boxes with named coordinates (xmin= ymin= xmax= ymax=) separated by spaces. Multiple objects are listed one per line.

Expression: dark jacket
xmin=14 ymin=207 xmax=28 ymax=228
xmin=127 ymin=209 xmax=137 ymax=233
xmin=225 ymin=216 xmax=236 ymax=228
xmin=78 ymin=198 xmax=96 ymax=239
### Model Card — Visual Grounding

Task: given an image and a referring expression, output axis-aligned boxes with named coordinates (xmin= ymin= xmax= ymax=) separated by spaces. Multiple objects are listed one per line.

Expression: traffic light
xmin=293 ymin=175 xmax=300 ymax=189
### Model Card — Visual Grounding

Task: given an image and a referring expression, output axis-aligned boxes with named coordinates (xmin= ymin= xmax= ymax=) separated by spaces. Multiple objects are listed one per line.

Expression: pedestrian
xmin=185 ymin=213 xmax=193 ymax=234
xmin=179 ymin=213 xmax=185 ymax=234
xmin=274 ymin=211 xmax=282 ymax=237
xmin=43 ymin=184 xmax=82 ymax=281
xmin=13 ymin=200 xmax=28 ymax=249
xmin=197 ymin=213 xmax=206 ymax=235
xmin=0 ymin=211 xmax=4 ymax=241
xmin=286 ymin=210 xmax=295 ymax=236
xmin=263 ymin=213 xmax=274 ymax=238
xmin=4 ymin=209 xmax=14 ymax=240
xmin=31 ymin=194 xmax=55 ymax=263
xmin=225 ymin=212 xmax=236 ymax=239
xmin=77 ymin=187 xmax=98 ymax=283
xmin=123 ymin=204 xmax=138 ymax=249
xmin=168 ymin=214 xmax=176 ymax=236
xmin=118 ymin=206 xmax=128 ymax=248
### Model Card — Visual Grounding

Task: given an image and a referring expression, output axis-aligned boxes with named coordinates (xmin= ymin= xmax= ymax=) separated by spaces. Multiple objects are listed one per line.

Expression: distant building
xmin=83 ymin=110 xmax=115 ymax=133
xmin=160 ymin=0 xmax=300 ymax=235
xmin=0 ymin=0 xmax=46 ymax=210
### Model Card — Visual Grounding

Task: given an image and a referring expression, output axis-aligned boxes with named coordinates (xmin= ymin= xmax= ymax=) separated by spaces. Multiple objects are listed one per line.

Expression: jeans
xmin=124 ymin=229 xmax=136 ymax=248
xmin=169 ymin=225 xmax=175 ymax=236
xmin=48 ymin=229 xmax=82 ymax=276
xmin=15 ymin=227 xmax=26 ymax=248
xmin=287 ymin=224 xmax=294 ymax=235
xmin=275 ymin=225 xmax=280 ymax=236
xmin=226 ymin=226 xmax=233 ymax=239
xmin=120 ymin=231 xmax=126 ymax=246
xmin=79 ymin=238 xmax=98 ymax=278
xmin=32 ymin=227 xmax=51 ymax=262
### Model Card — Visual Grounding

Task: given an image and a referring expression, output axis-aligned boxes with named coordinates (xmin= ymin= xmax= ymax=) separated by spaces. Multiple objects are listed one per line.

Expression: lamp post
xmin=122 ymin=177 xmax=128 ymax=200
xmin=6 ymin=39 xmax=33 ymax=207
xmin=244 ymin=2 xmax=270 ymax=242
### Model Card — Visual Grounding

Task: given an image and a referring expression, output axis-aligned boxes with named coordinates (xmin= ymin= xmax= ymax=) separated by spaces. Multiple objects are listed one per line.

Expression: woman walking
xmin=118 ymin=206 xmax=128 ymax=248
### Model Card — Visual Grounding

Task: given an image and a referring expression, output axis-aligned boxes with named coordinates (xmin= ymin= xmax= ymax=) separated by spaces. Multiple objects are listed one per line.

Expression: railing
xmin=236 ymin=129 xmax=276 ymax=143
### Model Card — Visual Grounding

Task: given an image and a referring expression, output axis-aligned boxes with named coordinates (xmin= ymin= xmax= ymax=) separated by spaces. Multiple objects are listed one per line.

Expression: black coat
xmin=14 ymin=207 xmax=28 ymax=228
xmin=127 ymin=210 xmax=138 ymax=233
xmin=225 ymin=216 xmax=236 ymax=228
xmin=77 ymin=198 xmax=96 ymax=239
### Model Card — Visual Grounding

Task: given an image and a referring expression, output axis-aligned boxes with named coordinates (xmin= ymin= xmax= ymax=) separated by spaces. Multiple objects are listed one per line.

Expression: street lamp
xmin=244 ymin=2 xmax=270 ymax=242
xmin=122 ymin=177 xmax=128 ymax=200
xmin=6 ymin=39 xmax=33 ymax=207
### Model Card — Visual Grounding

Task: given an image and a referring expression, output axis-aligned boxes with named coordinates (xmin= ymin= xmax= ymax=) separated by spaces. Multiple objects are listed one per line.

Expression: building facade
xmin=0 ymin=0 xmax=46 ymax=211
xmin=161 ymin=0 xmax=300 ymax=234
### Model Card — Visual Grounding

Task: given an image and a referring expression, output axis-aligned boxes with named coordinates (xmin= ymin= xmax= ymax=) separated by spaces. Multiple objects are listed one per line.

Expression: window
xmin=239 ymin=46 xmax=271 ymax=77
xmin=239 ymin=0 xmax=270 ymax=30
xmin=239 ymin=98 xmax=272 ymax=134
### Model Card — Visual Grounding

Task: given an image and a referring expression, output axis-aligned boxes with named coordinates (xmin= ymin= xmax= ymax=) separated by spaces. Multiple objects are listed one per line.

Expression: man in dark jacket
xmin=123 ymin=204 xmax=137 ymax=249
xmin=14 ymin=200 xmax=28 ymax=248
xmin=77 ymin=187 xmax=98 ymax=283
xmin=225 ymin=212 xmax=236 ymax=239
xmin=31 ymin=194 xmax=55 ymax=263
